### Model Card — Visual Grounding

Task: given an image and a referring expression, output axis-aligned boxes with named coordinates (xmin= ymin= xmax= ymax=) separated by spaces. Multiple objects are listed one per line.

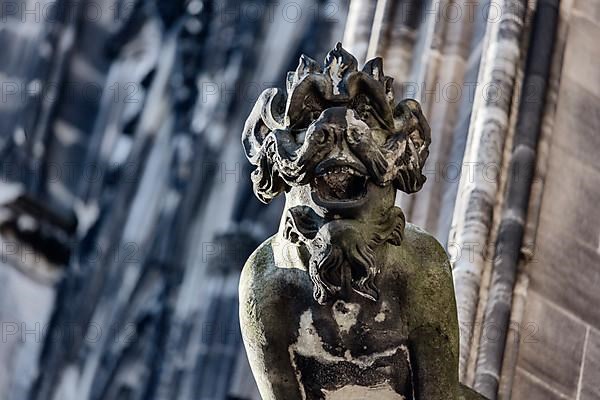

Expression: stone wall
xmin=506 ymin=0 xmax=600 ymax=398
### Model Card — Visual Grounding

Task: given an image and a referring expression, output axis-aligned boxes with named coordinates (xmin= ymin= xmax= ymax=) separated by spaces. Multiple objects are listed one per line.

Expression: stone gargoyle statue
xmin=239 ymin=43 xmax=486 ymax=400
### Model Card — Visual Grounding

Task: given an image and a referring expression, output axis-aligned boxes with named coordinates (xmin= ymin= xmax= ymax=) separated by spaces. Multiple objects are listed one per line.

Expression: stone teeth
xmin=325 ymin=166 xmax=360 ymax=175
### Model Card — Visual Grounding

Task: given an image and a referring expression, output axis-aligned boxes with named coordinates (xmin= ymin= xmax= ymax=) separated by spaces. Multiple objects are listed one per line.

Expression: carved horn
xmin=241 ymin=88 xmax=286 ymax=164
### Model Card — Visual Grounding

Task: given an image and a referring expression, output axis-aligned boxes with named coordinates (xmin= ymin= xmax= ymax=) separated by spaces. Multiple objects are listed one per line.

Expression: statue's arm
xmin=239 ymin=329 xmax=304 ymax=400
xmin=239 ymin=253 xmax=304 ymax=400
xmin=409 ymin=323 xmax=459 ymax=399
xmin=407 ymin=238 xmax=461 ymax=400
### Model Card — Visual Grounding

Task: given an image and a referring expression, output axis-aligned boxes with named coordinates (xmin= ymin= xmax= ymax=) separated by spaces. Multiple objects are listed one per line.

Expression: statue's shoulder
xmin=241 ymin=235 xmax=277 ymax=283
xmin=240 ymin=236 xmax=277 ymax=321
xmin=392 ymin=224 xmax=458 ymax=330
xmin=240 ymin=235 xmax=306 ymax=295
xmin=399 ymin=223 xmax=452 ymax=276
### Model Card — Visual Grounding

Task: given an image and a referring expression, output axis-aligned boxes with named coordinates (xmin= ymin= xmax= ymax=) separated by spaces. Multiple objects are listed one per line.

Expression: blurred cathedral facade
xmin=0 ymin=0 xmax=598 ymax=399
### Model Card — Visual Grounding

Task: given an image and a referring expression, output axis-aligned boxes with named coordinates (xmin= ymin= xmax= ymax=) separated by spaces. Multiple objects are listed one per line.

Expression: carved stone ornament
xmin=239 ymin=43 xmax=486 ymax=400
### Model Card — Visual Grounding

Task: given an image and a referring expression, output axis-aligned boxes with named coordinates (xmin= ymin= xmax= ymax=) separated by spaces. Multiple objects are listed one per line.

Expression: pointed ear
xmin=393 ymin=99 xmax=431 ymax=194
xmin=242 ymin=88 xmax=286 ymax=164
xmin=242 ymin=88 xmax=289 ymax=204
xmin=403 ymin=98 xmax=431 ymax=147
xmin=404 ymin=99 xmax=431 ymax=169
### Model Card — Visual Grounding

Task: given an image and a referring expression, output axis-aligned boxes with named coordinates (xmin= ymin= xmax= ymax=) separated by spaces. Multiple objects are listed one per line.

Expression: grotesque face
xmin=309 ymin=107 xmax=372 ymax=211
xmin=242 ymin=43 xmax=431 ymax=303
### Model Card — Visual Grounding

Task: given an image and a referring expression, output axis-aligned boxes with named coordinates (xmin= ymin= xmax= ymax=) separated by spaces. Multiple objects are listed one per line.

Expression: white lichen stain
xmin=328 ymin=61 xmax=343 ymax=96
xmin=375 ymin=312 xmax=386 ymax=322
xmin=291 ymin=309 xmax=410 ymax=366
xmin=375 ymin=301 xmax=390 ymax=323
xmin=332 ymin=300 xmax=360 ymax=333
xmin=289 ymin=309 xmax=413 ymax=400
xmin=345 ymin=110 xmax=369 ymax=132
xmin=322 ymin=383 xmax=405 ymax=400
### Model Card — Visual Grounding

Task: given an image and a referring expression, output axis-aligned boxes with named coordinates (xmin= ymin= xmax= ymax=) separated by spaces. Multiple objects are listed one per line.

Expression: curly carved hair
xmin=242 ymin=43 xmax=431 ymax=203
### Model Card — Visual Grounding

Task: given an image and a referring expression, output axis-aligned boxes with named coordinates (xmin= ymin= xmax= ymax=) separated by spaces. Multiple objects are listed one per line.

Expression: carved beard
xmin=284 ymin=205 xmax=405 ymax=304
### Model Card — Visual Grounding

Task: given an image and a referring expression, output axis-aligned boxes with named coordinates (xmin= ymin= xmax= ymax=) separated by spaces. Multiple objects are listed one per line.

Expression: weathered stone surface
xmin=551 ymin=81 xmax=600 ymax=172
xmin=240 ymin=44 xmax=486 ymax=399
xmin=448 ymin=0 xmax=528 ymax=378
xmin=580 ymin=328 xmax=600 ymax=400
xmin=560 ymin=16 xmax=600 ymax=99
xmin=511 ymin=367 xmax=569 ymax=400
xmin=507 ymin=5 xmax=600 ymax=399
xmin=515 ymin=292 xmax=586 ymax=398
xmin=530 ymin=150 xmax=600 ymax=326
xmin=574 ymin=0 xmax=600 ymax=22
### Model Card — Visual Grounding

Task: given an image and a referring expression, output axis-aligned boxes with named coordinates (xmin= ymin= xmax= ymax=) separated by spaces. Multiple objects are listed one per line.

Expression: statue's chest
xmin=286 ymin=299 xmax=414 ymax=400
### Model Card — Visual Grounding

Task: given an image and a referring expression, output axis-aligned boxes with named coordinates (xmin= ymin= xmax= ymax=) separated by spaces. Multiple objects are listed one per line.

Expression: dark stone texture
xmin=240 ymin=44 xmax=486 ymax=400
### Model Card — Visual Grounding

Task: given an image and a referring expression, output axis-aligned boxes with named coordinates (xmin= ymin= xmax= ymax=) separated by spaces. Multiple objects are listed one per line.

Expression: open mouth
xmin=313 ymin=165 xmax=368 ymax=205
